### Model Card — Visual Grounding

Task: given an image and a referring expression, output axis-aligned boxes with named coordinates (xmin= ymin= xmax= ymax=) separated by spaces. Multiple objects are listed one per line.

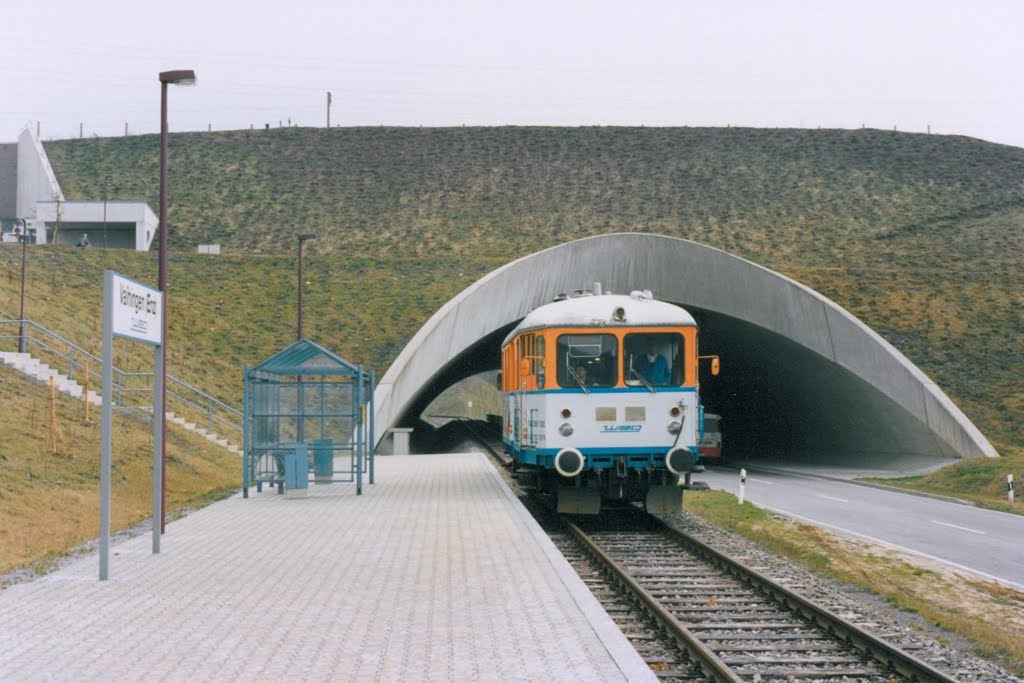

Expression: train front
xmin=502 ymin=290 xmax=711 ymax=514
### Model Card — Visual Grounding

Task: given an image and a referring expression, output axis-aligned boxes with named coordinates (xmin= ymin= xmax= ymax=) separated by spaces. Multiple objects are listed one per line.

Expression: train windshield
xmin=557 ymin=334 xmax=617 ymax=388
xmin=624 ymin=332 xmax=685 ymax=386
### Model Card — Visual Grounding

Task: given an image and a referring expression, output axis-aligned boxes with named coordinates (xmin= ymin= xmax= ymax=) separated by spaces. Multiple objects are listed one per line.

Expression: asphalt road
xmin=695 ymin=466 xmax=1024 ymax=590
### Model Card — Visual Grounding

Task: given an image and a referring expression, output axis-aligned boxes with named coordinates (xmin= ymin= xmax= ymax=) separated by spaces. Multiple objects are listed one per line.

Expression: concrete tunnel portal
xmin=374 ymin=233 xmax=997 ymax=468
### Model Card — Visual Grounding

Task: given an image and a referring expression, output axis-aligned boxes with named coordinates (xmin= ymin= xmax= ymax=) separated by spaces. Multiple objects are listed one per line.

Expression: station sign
xmin=110 ymin=272 xmax=162 ymax=345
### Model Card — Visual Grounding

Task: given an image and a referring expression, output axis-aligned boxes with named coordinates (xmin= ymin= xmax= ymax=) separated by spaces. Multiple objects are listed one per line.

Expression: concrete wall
xmin=374 ymin=233 xmax=997 ymax=464
xmin=35 ymin=200 xmax=158 ymax=250
xmin=0 ymin=142 xmax=16 ymax=216
xmin=17 ymin=127 xmax=63 ymax=218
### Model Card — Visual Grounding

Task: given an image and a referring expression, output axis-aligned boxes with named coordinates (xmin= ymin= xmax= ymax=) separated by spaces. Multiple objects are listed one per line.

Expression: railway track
xmin=567 ymin=513 xmax=958 ymax=683
xmin=454 ymin=423 xmax=963 ymax=681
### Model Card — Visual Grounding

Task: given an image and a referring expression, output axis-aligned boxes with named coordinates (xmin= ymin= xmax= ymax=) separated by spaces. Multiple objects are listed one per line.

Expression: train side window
xmin=557 ymin=334 xmax=617 ymax=388
xmin=625 ymin=332 xmax=685 ymax=386
xmin=534 ymin=336 xmax=545 ymax=389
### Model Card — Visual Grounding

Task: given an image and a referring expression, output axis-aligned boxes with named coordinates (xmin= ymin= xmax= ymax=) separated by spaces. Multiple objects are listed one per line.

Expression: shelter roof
xmin=252 ymin=338 xmax=361 ymax=377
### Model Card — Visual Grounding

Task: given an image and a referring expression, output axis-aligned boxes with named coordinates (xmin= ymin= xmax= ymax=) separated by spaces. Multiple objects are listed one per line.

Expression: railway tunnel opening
xmin=373 ymin=233 xmax=996 ymax=468
xmin=381 ymin=307 xmax=957 ymax=465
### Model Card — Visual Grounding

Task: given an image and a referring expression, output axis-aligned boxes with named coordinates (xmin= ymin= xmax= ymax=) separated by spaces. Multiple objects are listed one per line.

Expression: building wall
xmin=17 ymin=127 xmax=63 ymax=218
xmin=0 ymin=143 xmax=17 ymax=217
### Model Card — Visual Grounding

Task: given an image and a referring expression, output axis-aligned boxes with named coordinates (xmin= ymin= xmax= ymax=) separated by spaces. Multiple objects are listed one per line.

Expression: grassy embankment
xmin=0 ymin=366 xmax=238 ymax=579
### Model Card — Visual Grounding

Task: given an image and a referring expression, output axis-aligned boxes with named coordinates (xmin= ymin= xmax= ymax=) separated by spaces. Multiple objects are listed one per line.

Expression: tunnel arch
xmin=374 ymin=233 xmax=996 ymax=464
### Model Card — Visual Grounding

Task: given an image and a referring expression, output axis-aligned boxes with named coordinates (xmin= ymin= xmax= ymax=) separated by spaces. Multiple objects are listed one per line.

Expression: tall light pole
xmin=157 ymin=69 xmax=196 ymax=534
xmin=297 ymin=233 xmax=317 ymax=340
xmin=102 ymin=175 xmax=110 ymax=249
xmin=17 ymin=218 xmax=27 ymax=353
xmin=326 ymin=91 xmax=331 ymax=128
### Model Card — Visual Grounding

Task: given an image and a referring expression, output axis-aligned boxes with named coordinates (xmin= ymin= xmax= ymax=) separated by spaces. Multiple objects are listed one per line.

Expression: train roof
xmin=503 ymin=291 xmax=696 ymax=346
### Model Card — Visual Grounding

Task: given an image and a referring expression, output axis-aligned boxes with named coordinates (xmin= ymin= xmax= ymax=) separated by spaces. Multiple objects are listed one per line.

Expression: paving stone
xmin=0 ymin=453 xmax=655 ymax=682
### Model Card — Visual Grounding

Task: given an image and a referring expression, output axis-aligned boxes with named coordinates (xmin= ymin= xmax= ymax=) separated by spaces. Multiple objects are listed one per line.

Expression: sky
xmin=3 ymin=0 xmax=1022 ymax=148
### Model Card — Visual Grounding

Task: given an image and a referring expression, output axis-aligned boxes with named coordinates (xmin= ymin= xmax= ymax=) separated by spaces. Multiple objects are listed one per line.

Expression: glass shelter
xmin=243 ymin=339 xmax=374 ymax=497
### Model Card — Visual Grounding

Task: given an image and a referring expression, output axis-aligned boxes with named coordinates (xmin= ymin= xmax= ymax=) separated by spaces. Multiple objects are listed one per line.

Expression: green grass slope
xmin=39 ymin=127 xmax=1023 ymax=457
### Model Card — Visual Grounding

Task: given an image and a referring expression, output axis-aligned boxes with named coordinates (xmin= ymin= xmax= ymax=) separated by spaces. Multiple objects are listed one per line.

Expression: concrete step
xmin=3 ymin=352 xmax=242 ymax=455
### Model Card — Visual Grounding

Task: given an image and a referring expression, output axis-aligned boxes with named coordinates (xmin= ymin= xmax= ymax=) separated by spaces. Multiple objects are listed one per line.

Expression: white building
xmin=0 ymin=124 xmax=157 ymax=250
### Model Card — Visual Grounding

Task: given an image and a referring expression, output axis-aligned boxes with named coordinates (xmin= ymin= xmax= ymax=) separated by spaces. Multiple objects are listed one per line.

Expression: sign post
xmin=100 ymin=271 xmax=163 ymax=580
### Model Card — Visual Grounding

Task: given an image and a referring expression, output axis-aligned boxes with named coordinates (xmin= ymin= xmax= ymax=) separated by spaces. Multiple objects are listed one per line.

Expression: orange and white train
xmin=500 ymin=288 xmax=718 ymax=514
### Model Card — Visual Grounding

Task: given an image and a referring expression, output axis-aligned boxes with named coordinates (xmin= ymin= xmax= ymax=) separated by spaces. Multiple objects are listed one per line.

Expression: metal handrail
xmin=0 ymin=319 xmax=242 ymax=438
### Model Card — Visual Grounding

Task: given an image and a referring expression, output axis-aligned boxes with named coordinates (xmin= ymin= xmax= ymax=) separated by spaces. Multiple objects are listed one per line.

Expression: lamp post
xmin=297 ymin=233 xmax=317 ymax=340
xmin=103 ymin=175 xmax=110 ymax=249
xmin=296 ymin=233 xmax=315 ymax=339
xmin=157 ymin=69 xmax=196 ymax=534
xmin=17 ymin=218 xmax=27 ymax=353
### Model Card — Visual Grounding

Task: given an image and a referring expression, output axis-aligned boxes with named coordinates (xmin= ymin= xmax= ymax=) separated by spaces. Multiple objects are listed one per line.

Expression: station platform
xmin=0 ymin=453 xmax=656 ymax=682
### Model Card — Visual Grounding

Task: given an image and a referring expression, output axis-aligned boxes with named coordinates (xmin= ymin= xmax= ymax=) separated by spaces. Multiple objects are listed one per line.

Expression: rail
xmin=0 ymin=319 xmax=242 ymax=438
xmin=565 ymin=515 xmax=959 ymax=683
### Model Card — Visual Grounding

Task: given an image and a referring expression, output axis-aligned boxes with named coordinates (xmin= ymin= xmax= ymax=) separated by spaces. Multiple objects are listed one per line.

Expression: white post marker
xmin=100 ymin=271 xmax=162 ymax=580
xmin=1009 ymin=474 xmax=1015 ymax=504
xmin=738 ymin=468 xmax=747 ymax=505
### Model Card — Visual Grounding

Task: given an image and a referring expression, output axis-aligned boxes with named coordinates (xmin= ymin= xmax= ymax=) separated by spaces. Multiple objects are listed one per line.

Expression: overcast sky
xmin=3 ymin=0 xmax=1022 ymax=148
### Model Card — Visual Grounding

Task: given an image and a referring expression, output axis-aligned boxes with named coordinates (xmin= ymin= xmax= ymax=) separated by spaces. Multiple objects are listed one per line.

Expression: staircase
xmin=0 ymin=350 xmax=241 ymax=455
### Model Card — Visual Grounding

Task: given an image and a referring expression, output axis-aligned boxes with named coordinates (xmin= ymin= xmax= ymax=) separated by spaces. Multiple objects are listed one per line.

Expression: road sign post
xmin=100 ymin=270 xmax=163 ymax=580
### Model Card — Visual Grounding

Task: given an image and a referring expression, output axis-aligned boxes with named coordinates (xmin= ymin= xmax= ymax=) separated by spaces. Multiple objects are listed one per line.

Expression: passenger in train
xmin=634 ymin=337 xmax=669 ymax=385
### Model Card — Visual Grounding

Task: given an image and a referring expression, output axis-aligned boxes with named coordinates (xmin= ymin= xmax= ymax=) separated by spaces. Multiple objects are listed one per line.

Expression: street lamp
xmin=297 ymin=233 xmax=317 ymax=340
xmin=17 ymin=218 xmax=27 ymax=353
xmin=102 ymin=175 xmax=110 ymax=249
xmin=157 ymin=68 xmax=196 ymax=534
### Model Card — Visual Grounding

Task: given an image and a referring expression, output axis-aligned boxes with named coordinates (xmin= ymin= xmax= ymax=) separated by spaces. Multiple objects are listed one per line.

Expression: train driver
xmin=634 ymin=337 xmax=670 ymax=385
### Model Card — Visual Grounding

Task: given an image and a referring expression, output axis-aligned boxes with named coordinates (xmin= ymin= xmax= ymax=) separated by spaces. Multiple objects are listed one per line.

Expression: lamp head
xmin=159 ymin=70 xmax=197 ymax=86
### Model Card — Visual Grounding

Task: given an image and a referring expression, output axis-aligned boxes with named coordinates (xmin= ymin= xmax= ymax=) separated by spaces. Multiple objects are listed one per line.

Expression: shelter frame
xmin=243 ymin=339 xmax=374 ymax=498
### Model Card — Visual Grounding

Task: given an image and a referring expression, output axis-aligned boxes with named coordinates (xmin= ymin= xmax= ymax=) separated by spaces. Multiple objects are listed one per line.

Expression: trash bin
xmin=284 ymin=444 xmax=309 ymax=498
xmin=313 ymin=438 xmax=334 ymax=483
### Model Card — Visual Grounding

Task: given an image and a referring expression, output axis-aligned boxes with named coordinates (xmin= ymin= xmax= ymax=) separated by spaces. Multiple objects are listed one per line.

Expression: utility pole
xmin=327 ymin=91 xmax=332 ymax=128
xmin=103 ymin=175 xmax=110 ymax=249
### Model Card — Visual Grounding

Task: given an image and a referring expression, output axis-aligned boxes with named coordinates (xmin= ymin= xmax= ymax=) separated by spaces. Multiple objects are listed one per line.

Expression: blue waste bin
xmin=284 ymin=444 xmax=309 ymax=498
xmin=313 ymin=438 xmax=334 ymax=483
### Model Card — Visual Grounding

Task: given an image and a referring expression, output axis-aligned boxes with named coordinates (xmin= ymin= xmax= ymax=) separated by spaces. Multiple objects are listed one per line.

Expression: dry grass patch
xmin=0 ymin=370 xmax=239 ymax=579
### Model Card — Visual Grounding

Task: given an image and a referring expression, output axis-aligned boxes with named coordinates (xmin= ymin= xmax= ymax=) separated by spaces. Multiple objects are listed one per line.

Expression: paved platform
xmin=0 ymin=453 xmax=656 ymax=682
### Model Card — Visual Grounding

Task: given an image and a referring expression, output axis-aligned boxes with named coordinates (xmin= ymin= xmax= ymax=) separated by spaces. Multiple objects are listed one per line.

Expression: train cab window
xmin=624 ymin=333 xmax=685 ymax=386
xmin=557 ymin=334 xmax=617 ymax=388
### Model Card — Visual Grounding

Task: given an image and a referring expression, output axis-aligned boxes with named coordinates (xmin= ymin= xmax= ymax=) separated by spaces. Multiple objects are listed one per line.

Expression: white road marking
xmin=748 ymin=478 xmax=773 ymax=485
xmin=931 ymin=520 xmax=987 ymax=535
xmin=815 ymin=494 xmax=849 ymax=503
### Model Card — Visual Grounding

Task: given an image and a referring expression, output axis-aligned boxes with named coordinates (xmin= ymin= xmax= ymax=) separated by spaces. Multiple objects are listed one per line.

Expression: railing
xmin=0 ymin=319 xmax=242 ymax=439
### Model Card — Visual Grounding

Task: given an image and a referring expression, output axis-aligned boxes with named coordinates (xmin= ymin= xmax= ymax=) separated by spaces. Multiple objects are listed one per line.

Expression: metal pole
xmin=100 ymin=271 xmax=114 ymax=580
xmin=103 ymin=175 xmax=109 ymax=249
xmin=152 ymin=340 xmax=163 ymax=553
xmin=297 ymin=236 xmax=304 ymax=340
xmin=326 ymin=91 xmax=331 ymax=128
xmin=369 ymin=369 xmax=375 ymax=485
xmin=158 ymin=78 xmax=169 ymax=534
xmin=243 ymin=366 xmax=250 ymax=498
xmin=356 ymin=366 xmax=363 ymax=495
xmin=18 ymin=219 xmax=27 ymax=353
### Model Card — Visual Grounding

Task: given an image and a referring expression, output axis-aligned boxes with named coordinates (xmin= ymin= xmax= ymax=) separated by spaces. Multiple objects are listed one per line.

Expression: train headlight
xmin=559 ymin=422 xmax=574 ymax=437
xmin=669 ymin=406 xmax=680 ymax=417
xmin=561 ymin=408 xmax=572 ymax=419
xmin=667 ymin=420 xmax=682 ymax=434
xmin=555 ymin=448 xmax=585 ymax=478
xmin=666 ymin=447 xmax=697 ymax=475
